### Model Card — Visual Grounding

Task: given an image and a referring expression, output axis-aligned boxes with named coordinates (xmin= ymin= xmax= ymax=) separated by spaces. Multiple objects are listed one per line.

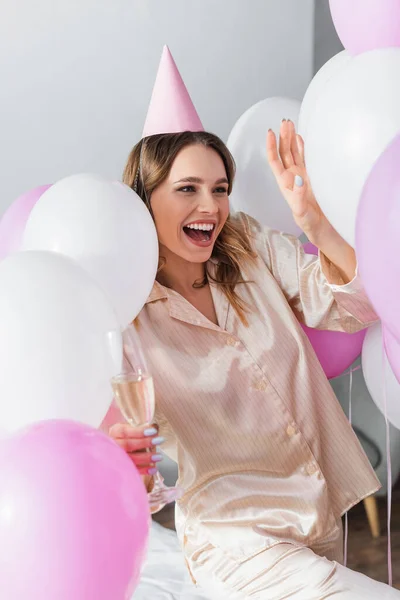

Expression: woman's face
xmin=150 ymin=144 xmax=230 ymax=264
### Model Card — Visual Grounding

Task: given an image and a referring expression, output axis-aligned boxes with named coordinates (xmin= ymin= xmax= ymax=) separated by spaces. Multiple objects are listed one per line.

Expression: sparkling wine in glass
xmin=111 ymin=323 xmax=183 ymax=512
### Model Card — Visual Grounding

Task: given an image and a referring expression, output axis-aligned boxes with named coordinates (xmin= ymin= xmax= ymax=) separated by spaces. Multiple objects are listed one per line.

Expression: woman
xmin=109 ymin=121 xmax=398 ymax=598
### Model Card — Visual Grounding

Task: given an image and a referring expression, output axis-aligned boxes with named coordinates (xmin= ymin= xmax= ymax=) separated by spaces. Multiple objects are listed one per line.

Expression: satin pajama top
xmin=116 ymin=212 xmax=381 ymax=562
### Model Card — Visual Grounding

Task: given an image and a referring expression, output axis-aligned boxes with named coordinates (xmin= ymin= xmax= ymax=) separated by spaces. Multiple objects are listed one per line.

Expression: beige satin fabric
xmin=188 ymin=522 xmax=400 ymax=599
xmin=105 ymin=212 xmax=381 ymax=583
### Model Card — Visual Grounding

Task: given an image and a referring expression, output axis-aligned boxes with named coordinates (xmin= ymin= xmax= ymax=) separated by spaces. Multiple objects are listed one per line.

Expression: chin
xmin=180 ymin=247 xmax=213 ymax=264
xmin=173 ymin=238 xmax=215 ymax=264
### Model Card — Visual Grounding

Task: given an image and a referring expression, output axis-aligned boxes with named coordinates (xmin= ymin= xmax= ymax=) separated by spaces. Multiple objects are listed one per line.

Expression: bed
xmin=133 ymin=521 xmax=211 ymax=599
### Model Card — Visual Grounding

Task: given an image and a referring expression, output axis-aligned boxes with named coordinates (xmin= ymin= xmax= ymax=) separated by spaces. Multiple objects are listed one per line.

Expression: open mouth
xmin=183 ymin=223 xmax=216 ymax=245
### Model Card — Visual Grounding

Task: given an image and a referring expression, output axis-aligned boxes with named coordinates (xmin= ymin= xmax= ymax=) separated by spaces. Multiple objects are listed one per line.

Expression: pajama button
xmin=253 ymin=379 xmax=268 ymax=391
xmin=226 ymin=336 xmax=239 ymax=347
xmin=286 ymin=424 xmax=296 ymax=438
xmin=305 ymin=462 xmax=318 ymax=476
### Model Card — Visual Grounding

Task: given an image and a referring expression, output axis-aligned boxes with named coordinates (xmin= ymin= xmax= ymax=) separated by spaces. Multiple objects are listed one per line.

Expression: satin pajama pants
xmin=187 ymin=524 xmax=400 ymax=599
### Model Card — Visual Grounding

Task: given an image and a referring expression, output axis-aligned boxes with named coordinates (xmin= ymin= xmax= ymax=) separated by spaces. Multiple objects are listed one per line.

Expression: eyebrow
xmin=173 ymin=176 xmax=229 ymax=185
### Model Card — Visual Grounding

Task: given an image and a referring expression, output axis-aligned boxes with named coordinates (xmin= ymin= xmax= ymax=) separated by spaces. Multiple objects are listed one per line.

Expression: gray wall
xmin=0 ymin=0 xmax=314 ymax=487
xmin=313 ymin=0 xmax=343 ymax=73
xmin=331 ymin=369 xmax=400 ymax=495
xmin=0 ymin=0 xmax=314 ymax=215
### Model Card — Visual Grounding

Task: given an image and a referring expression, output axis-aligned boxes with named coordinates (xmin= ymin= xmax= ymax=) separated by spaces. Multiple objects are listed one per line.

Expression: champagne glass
xmin=111 ymin=323 xmax=183 ymax=512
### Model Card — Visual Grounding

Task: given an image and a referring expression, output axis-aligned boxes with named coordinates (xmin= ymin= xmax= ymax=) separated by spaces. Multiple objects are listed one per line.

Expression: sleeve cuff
xmin=319 ymin=251 xmax=363 ymax=294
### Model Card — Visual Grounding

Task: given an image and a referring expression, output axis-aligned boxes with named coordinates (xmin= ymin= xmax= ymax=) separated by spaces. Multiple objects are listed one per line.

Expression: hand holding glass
xmin=111 ymin=324 xmax=182 ymax=512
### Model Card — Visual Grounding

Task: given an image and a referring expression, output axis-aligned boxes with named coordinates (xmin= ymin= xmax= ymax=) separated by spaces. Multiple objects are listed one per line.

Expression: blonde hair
xmin=123 ymin=131 xmax=256 ymax=324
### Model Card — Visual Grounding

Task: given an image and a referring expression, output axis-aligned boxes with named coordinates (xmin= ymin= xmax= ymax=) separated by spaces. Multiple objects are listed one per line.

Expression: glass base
xmin=148 ymin=484 xmax=183 ymax=514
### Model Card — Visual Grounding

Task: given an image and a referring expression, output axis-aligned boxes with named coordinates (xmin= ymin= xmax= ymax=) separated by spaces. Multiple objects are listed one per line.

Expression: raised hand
xmin=267 ymin=119 xmax=329 ymax=245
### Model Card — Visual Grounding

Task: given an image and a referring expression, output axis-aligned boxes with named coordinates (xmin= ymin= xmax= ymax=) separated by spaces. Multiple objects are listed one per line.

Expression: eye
xmin=214 ymin=186 xmax=228 ymax=195
xmin=177 ymin=185 xmax=196 ymax=193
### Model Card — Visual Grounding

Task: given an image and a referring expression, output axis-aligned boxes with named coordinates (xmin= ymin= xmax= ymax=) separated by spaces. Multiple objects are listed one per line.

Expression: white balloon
xmin=362 ymin=323 xmax=400 ymax=431
xmin=23 ymin=174 xmax=159 ymax=326
xmin=306 ymin=48 xmax=400 ymax=247
xmin=228 ymin=97 xmax=302 ymax=236
xmin=0 ymin=251 xmax=122 ymax=433
xmin=299 ymin=50 xmax=351 ymax=142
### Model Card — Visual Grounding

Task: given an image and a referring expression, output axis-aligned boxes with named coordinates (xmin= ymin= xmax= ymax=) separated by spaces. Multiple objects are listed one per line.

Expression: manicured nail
xmin=151 ymin=454 xmax=163 ymax=463
xmin=152 ymin=436 xmax=165 ymax=446
xmin=144 ymin=427 xmax=158 ymax=437
xmin=281 ymin=118 xmax=286 ymax=123
xmin=148 ymin=468 xmax=158 ymax=476
xmin=295 ymin=175 xmax=304 ymax=187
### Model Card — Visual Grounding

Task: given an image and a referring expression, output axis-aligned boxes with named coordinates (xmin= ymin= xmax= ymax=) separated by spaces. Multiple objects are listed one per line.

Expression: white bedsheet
xmin=133 ymin=522 xmax=212 ymax=599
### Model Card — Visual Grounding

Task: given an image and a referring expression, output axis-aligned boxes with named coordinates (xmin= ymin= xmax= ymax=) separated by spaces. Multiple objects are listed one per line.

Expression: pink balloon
xmin=301 ymin=242 xmax=366 ymax=378
xmin=301 ymin=323 xmax=366 ymax=379
xmin=0 ymin=420 xmax=150 ymax=600
xmin=356 ymin=133 xmax=400 ymax=343
xmin=0 ymin=184 xmax=51 ymax=260
xmin=329 ymin=0 xmax=400 ymax=55
xmin=384 ymin=326 xmax=400 ymax=385
xmin=303 ymin=241 xmax=318 ymax=256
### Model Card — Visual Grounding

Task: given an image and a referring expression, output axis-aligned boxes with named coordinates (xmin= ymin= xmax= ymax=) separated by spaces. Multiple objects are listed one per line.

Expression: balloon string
xmin=331 ymin=364 xmax=361 ymax=381
xmin=382 ymin=336 xmax=393 ymax=587
xmin=343 ymin=368 xmax=353 ymax=567
xmin=335 ymin=361 xmax=392 ymax=581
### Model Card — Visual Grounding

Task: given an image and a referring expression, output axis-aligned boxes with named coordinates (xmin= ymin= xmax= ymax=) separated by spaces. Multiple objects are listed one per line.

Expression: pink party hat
xmin=142 ymin=45 xmax=204 ymax=138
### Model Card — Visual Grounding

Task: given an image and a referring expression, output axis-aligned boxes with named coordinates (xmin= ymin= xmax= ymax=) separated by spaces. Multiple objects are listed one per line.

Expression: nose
xmin=198 ymin=190 xmax=218 ymax=214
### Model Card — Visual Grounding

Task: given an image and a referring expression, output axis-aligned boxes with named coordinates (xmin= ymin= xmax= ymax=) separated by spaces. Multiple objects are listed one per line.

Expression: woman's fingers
xmin=268 ymin=121 xmax=296 ymax=180
xmin=113 ymin=440 xmax=162 ymax=474
xmin=279 ymin=119 xmax=294 ymax=169
xmin=128 ymin=455 xmax=158 ymax=476
xmin=267 ymin=130 xmax=285 ymax=179
xmin=296 ymin=133 xmax=306 ymax=164
xmin=130 ymin=452 xmax=161 ymax=476
xmin=109 ymin=423 xmax=158 ymax=439
xmin=288 ymin=121 xmax=304 ymax=167
xmin=108 ymin=422 xmax=164 ymax=477
xmin=113 ymin=435 xmax=157 ymax=453
xmin=110 ymin=422 xmax=164 ymax=454
xmin=137 ymin=466 xmax=155 ymax=476
xmin=132 ymin=451 xmax=163 ymax=467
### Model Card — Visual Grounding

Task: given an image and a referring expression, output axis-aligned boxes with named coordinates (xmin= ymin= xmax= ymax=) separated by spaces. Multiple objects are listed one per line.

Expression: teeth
xmin=185 ymin=223 xmax=215 ymax=231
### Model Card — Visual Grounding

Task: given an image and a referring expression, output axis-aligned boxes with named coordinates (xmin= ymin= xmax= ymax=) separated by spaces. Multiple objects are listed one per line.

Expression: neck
xmin=156 ymin=246 xmax=207 ymax=295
